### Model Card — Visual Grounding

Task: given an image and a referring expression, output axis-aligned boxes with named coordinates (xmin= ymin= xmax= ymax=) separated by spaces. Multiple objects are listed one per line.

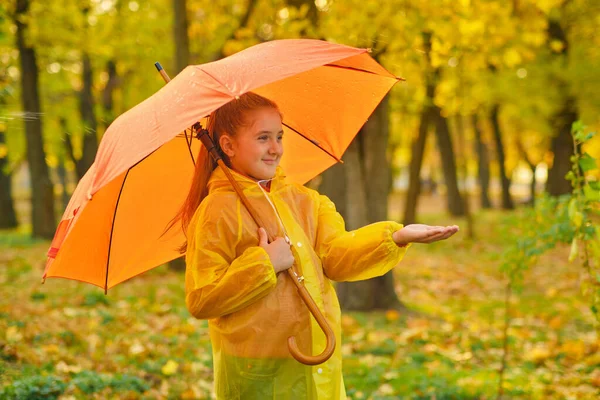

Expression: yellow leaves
xmin=5 ymin=326 xmax=23 ymax=342
xmin=341 ymin=314 xmax=360 ymax=334
xmin=55 ymin=360 xmax=82 ymax=374
xmin=128 ymin=340 xmax=146 ymax=356
xmin=0 ymin=144 xmax=7 ymax=159
xmin=503 ymin=48 xmax=522 ymax=67
xmin=375 ymin=383 xmax=395 ymax=396
xmin=545 ymin=287 xmax=558 ymax=298
xmin=548 ymin=315 xmax=563 ymax=330
xmin=385 ymin=309 xmax=400 ymax=322
xmin=42 ymin=343 xmax=60 ymax=355
xmin=525 ymin=344 xmax=552 ymax=364
xmin=161 ymin=359 xmax=179 ymax=376
xmin=560 ymin=340 xmax=586 ymax=361
xmin=590 ymin=369 xmax=600 ymax=388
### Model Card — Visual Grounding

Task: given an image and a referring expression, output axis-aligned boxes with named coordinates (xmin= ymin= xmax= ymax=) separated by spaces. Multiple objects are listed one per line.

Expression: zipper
xmin=256 ymin=180 xmax=291 ymax=245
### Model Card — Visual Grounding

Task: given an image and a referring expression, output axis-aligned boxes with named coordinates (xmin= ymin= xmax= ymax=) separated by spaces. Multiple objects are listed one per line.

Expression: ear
xmin=219 ymin=134 xmax=236 ymax=158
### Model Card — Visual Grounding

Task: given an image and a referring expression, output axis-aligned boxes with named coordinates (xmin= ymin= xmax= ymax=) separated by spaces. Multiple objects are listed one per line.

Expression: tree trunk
xmin=546 ymin=97 xmax=577 ymax=196
xmin=76 ymin=52 xmax=99 ymax=180
xmin=454 ymin=115 xmax=474 ymax=238
xmin=332 ymin=97 xmax=406 ymax=311
xmin=433 ymin=107 xmax=465 ymax=216
xmin=170 ymin=0 xmax=192 ymax=272
xmin=173 ymin=0 xmax=190 ymax=73
xmin=490 ymin=104 xmax=514 ymax=209
xmin=472 ymin=114 xmax=492 ymax=209
xmin=544 ymin=19 xmax=576 ymax=196
xmin=102 ymin=59 xmax=119 ymax=130
xmin=403 ymin=89 xmax=432 ymax=225
xmin=0 ymin=128 xmax=18 ymax=229
xmin=15 ymin=0 xmax=56 ymax=238
xmin=515 ymin=137 xmax=537 ymax=206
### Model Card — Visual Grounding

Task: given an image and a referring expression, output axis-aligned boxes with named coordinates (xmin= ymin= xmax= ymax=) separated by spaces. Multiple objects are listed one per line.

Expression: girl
xmin=179 ymin=92 xmax=458 ymax=399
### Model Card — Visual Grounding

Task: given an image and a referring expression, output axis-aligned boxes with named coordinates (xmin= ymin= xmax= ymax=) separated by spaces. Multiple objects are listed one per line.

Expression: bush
xmin=0 ymin=375 xmax=66 ymax=400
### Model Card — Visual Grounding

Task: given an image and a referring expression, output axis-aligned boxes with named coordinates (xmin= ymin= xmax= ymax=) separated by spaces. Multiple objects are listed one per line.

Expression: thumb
xmin=257 ymin=227 xmax=268 ymax=247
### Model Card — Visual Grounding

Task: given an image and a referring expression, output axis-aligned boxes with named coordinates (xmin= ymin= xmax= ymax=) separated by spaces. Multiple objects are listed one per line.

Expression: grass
xmin=0 ymin=208 xmax=599 ymax=399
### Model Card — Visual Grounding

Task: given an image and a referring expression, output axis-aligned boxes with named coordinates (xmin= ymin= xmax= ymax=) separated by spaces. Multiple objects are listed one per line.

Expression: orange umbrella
xmin=42 ymin=39 xmax=402 ymax=291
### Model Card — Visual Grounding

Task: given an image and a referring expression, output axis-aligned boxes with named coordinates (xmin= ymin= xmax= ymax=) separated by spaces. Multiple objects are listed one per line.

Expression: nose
xmin=269 ymin=138 xmax=282 ymax=155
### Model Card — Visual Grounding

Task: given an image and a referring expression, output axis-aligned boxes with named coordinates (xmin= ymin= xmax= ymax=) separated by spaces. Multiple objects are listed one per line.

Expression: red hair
xmin=169 ymin=92 xmax=280 ymax=252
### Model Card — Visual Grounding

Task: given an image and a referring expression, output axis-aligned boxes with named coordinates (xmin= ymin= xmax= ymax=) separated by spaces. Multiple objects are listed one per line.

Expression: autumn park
xmin=1 ymin=0 xmax=600 ymax=399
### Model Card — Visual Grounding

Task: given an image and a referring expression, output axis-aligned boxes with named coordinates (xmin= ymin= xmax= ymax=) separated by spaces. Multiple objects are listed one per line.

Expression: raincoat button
xmin=297 ymin=242 xmax=302 ymax=248
xmin=317 ymin=368 xmax=323 ymax=374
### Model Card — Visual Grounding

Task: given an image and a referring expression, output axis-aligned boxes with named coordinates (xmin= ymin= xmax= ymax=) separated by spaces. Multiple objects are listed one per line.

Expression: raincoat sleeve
xmin=185 ymin=197 xmax=278 ymax=320
xmin=314 ymin=194 xmax=410 ymax=282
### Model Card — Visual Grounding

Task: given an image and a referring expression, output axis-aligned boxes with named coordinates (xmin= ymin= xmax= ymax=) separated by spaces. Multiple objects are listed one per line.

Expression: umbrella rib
xmin=105 ymin=168 xmax=130 ymax=294
xmin=324 ymin=64 xmax=405 ymax=81
xmin=282 ymin=122 xmax=343 ymax=164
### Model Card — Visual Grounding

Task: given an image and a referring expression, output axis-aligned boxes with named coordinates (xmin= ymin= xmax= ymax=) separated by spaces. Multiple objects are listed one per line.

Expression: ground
xmin=0 ymin=200 xmax=598 ymax=399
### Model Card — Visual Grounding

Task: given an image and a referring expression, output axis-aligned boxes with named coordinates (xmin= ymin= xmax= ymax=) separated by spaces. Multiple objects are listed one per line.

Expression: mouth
xmin=263 ymin=159 xmax=277 ymax=165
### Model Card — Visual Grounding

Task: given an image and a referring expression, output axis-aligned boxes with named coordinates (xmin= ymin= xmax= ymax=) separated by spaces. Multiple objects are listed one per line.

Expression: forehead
xmin=242 ymin=108 xmax=282 ymax=133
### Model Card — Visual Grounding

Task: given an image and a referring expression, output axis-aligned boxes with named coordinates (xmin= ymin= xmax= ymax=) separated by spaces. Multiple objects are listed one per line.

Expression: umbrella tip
xmin=154 ymin=62 xmax=163 ymax=71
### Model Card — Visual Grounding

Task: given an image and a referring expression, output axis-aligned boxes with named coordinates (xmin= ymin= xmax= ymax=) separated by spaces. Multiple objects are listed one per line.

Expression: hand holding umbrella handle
xmin=155 ymin=62 xmax=335 ymax=365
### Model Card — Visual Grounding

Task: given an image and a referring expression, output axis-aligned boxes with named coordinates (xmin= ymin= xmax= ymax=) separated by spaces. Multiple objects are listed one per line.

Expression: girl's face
xmin=222 ymin=107 xmax=284 ymax=181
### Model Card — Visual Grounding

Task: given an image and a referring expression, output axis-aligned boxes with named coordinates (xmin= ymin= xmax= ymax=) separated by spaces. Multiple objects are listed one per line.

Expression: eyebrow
xmin=256 ymin=130 xmax=284 ymax=135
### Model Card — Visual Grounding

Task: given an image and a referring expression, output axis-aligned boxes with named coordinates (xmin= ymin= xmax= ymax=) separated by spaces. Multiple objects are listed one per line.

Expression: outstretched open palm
xmin=393 ymin=224 xmax=459 ymax=246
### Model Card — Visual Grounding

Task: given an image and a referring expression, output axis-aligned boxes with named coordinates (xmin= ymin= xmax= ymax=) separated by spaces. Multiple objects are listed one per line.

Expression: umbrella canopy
xmin=43 ymin=39 xmax=402 ymax=291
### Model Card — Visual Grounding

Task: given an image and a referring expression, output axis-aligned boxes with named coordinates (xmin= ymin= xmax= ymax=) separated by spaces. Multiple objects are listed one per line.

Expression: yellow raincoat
xmin=185 ymin=165 xmax=409 ymax=399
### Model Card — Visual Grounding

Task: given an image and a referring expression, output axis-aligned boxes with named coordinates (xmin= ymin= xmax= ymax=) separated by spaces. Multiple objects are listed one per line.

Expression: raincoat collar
xmin=207 ymin=165 xmax=287 ymax=194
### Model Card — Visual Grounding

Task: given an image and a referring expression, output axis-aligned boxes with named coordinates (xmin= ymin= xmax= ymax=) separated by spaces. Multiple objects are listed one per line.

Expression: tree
xmin=14 ymin=0 xmax=56 ymax=238
xmin=489 ymin=102 xmax=514 ymax=209
xmin=0 ymin=126 xmax=18 ymax=229
xmin=545 ymin=17 xmax=577 ymax=196
xmin=472 ymin=114 xmax=492 ymax=209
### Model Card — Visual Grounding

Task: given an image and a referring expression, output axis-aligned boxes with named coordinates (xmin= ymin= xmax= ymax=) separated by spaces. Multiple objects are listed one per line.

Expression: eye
xmin=277 ymin=135 xmax=283 ymax=141
xmin=258 ymin=135 xmax=268 ymax=141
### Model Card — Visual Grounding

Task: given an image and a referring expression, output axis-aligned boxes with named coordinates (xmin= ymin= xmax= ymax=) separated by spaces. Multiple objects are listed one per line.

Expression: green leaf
xmin=579 ymin=153 xmax=598 ymax=172
xmin=568 ymin=239 xmax=578 ymax=262
xmin=589 ymin=181 xmax=600 ymax=191
xmin=584 ymin=185 xmax=600 ymax=202
xmin=571 ymin=120 xmax=585 ymax=134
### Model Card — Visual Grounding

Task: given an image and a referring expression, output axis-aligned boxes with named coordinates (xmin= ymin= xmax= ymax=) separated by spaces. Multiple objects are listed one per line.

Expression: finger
xmin=257 ymin=228 xmax=268 ymax=246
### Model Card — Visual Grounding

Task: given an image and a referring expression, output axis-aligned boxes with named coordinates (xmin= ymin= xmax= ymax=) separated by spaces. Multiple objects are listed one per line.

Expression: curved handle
xmin=285 ymin=269 xmax=336 ymax=365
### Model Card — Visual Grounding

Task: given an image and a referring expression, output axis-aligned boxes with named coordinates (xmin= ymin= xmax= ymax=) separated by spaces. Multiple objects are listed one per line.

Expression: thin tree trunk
xmin=173 ymin=0 xmax=190 ymax=73
xmin=472 ymin=114 xmax=492 ymax=209
xmin=404 ymin=97 xmax=431 ymax=225
xmin=433 ymin=108 xmax=465 ymax=216
xmin=515 ymin=137 xmax=537 ymax=206
xmin=404 ymin=33 xmax=436 ymax=225
xmin=15 ymin=0 xmax=56 ymax=238
xmin=102 ymin=59 xmax=119 ymax=130
xmin=490 ymin=104 xmax=514 ymax=209
xmin=76 ymin=52 xmax=99 ymax=180
xmin=455 ymin=115 xmax=474 ymax=239
xmin=170 ymin=0 xmax=192 ymax=272
xmin=0 ymin=128 xmax=18 ymax=228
